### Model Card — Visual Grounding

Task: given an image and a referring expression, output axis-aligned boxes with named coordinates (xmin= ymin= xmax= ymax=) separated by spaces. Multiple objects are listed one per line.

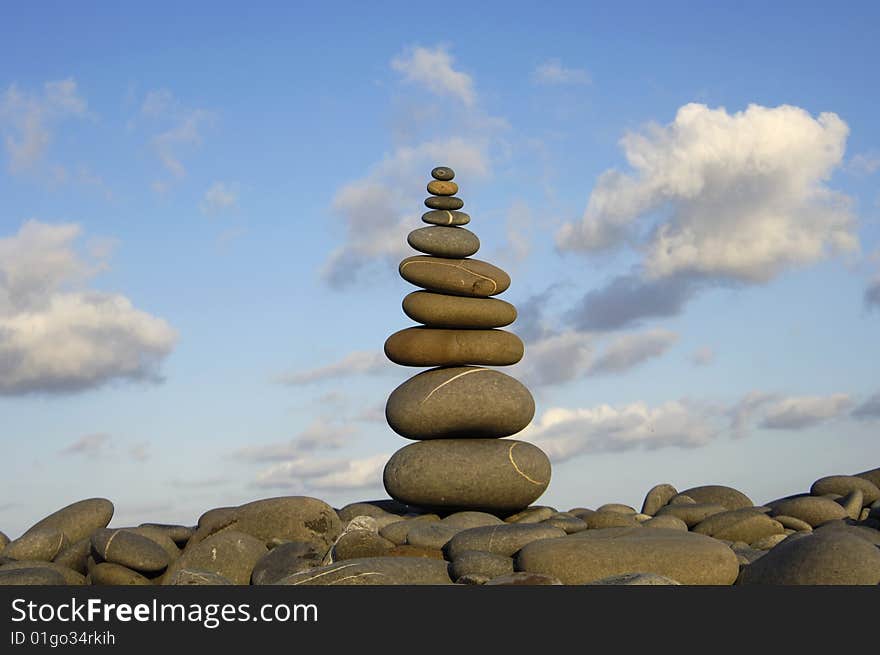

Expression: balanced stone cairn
xmin=382 ymin=166 xmax=552 ymax=516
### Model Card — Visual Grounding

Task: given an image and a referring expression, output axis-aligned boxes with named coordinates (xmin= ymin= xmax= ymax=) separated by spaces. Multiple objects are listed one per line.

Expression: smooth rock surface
xmin=431 ymin=166 xmax=455 ymax=181
xmin=587 ymin=572 xmax=682 ymax=585
xmin=399 ymin=256 xmax=510 ymax=298
xmin=53 ymin=538 xmax=91 ymax=574
xmin=516 ymin=527 xmax=740 ymax=585
xmin=165 ymin=569 xmax=232 ymax=585
xmin=445 ymin=524 xmax=566 ymax=560
xmin=251 ymin=541 xmax=323 ymax=585
xmin=672 ymin=486 xmax=753 ymax=510
xmin=384 ymin=439 xmax=551 ymax=514
xmin=654 ymin=503 xmax=728 ymax=528
xmin=378 ymin=515 xmax=440 ymax=546
xmin=385 ymin=366 xmax=534 ymax=439
xmin=692 ymin=508 xmax=783 ymax=543
xmin=21 ymin=498 xmax=114 ymax=544
xmin=440 ymin=511 xmax=504 ymax=529
xmin=408 ymin=226 xmax=479 ymax=258
xmin=405 ymin=523 xmax=463 ymax=550
xmin=2 ymin=527 xmax=67 ymax=562
xmin=384 ymin=327 xmax=523 ymax=367
xmin=163 ymin=531 xmax=267 ymax=585
xmin=422 ymin=209 xmax=470 ymax=226
xmin=641 ymin=484 xmax=679 ymax=516
xmin=424 ymin=196 xmax=463 ymax=210
xmin=138 ymin=523 xmax=194 ymax=546
xmin=427 ymin=180 xmax=458 ymax=196
xmin=485 ymin=572 xmax=562 ymax=585
xmin=331 ymin=530 xmax=394 ymax=561
xmin=91 ymin=528 xmax=170 ymax=572
xmin=450 ymin=550 xmax=514 ymax=581
xmin=0 ymin=560 xmax=86 ymax=585
xmin=279 ymin=557 xmax=452 ymax=585
xmin=582 ymin=511 xmax=641 ymax=530
xmin=0 ymin=567 xmax=67 ymax=585
xmin=768 ymin=496 xmax=849 ymax=527
xmin=811 ymin=475 xmax=880 ymax=505
xmin=402 ymin=291 xmax=516 ymax=328
xmin=504 ymin=506 xmax=557 ymax=523
xmin=337 ymin=500 xmax=410 ymax=522
xmin=90 ymin=562 xmax=153 ymax=585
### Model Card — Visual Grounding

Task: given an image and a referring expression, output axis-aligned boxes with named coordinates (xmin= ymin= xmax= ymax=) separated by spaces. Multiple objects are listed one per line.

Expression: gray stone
xmin=424 ymin=196 xmax=463 ymax=210
xmin=21 ymin=498 xmax=113 ymax=544
xmin=440 ymin=511 xmax=504 ymax=529
xmin=583 ymin=511 xmax=642 ymax=530
xmin=731 ymin=544 xmax=768 ymax=564
xmin=0 ymin=567 xmax=67 ymax=585
xmin=641 ymin=484 xmax=679 ymax=515
xmin=485 ymin=572 xmax=563 ymax=585
xmin=772 ymin=515 xmax=813 ymax=532
xmin=445 ymin=524 xmax=566 ymax=560
xmin=431 ymin=166 xmax=455 ymax=181
xmin=672 ymin=485 xmax=753 ymax=510
xmin=587 ymin=572 xmax=682 ymax=585
xmin=399 ymin=256 xmax=510 ymax=298
xmin=456 ymin=573 xmax=490 ymax=585
xmin=124 ymin=527 xmax=181 ymax=563
xmin=384 ymin=439 xmax=551 ymax=514
xmin=385 ymin=366 xmax=534 ymax=439
xmin=251 ymin=541 xmax=323 ymax=585
xmin=811 ymin=475 xmax=880 ymax=505
xmin=654 ymin=503 xmax=728 ymax=528
xmin=427 ymin=180 xmax=458 ymax=196
xmin=91 ymin=528 xmax=170 ymax=573
xmin=0 ymin=531 xmax=7 ymax=549
xmin=642 ymin=515 xmax=689 ymax=531
xmin=450 ymin=550 xmax=514 ymax=581
xmin=384 ymin=327 xmax=524 ymax=367
xmin=422 ymin=210 xmax=470 ymax=226
xmin=838 ymin=490 xmax=864 ymax=520
xmin=854 ymin=467 xmax=880 ymax=489
xmin=541 ymin=517 xmax=588 ymax=534
xmin=279 ymin=557 xmax=452 ymax=585
xmin=163 ymin=531 xmax=267 ymax=585
xmin=595 ymin=503 xmax=637 ymax=515
xmin=52 ymin=538 xmax=92 ymax=575
xmin=567 ymin=508 xmax=596 ymax=521
xmin=408 ymin=226 xmax=479 ymax=258
xmin=813 ymin=521 xmax=880 ymax=546
xmin=738 ymin=530 xmax=880 ymax=584
xmin=750 ymin=534 xmax=789 ymax=550
xmin=768 ymin=496 xmax=849 ymax=527
xmin=692 ymin=508 xmax=783 ymax=543
xmin=386 ymin=545 xmax=446 ymax=559
xmin=668 ymin=495 xmax=696 ymax=506
xmin=504 ymin=506 xmax=558 ymax=523
xmin=405 ymin=523 xmax=463 ymax=550
xmin=165 ymin=569 xmax=233 ymax=585
xmin=403 ymin=291 xmax=516 ymax=329
xmin=90 ymin=562 xmax=153 ymax=585
xmin=515 ymin=527 xmax=740 ymax=585
xmin=2 ymin=527 xmax=67 ymax=561
xmin=337 ymin=500 xmax=410 ymax=522
xmin=137 ymin=523 xmax=194 ymax=546
xmin=332 ymin=530 xmax=394 ymax=561
xmin=0 ymin=561 xmax=86 ymax=585
xmin=378 ymin=515 xmax=440 ymax=545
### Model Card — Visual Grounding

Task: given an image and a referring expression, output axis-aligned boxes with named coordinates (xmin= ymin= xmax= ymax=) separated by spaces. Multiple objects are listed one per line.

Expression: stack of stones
xmin=382 ymin=166 xmax=551 ymax=516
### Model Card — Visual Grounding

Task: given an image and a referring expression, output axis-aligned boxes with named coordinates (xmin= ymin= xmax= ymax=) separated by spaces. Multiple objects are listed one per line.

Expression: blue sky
xmin=1 ymin=2 xmax=878 ymax=537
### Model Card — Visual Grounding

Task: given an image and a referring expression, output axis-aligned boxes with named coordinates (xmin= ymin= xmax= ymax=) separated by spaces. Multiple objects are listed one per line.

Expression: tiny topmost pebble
xmin=431 ymin=166 xmax=455 ymax=181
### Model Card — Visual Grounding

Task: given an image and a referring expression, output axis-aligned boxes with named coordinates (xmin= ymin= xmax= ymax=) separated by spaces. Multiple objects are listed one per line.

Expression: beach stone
xmin=2 ymin=527 xmax=67 ymax=561
xmin=456 ymin=573 xmax=490 ymax=585
xmin=750 ymin=534 xmax=789 ymax=550
xmin=124 ymin=527 xmax=181 ymax=563
xmin=441 ymin=511 xmax=504 ymax=529
xmin=251 ymin=541 xmax=323 ymax=585
xmin=587 ymin=572 xmax=682 ymax=585
xmin=505 ymin=506 xmax=558 ymax=523
xmin=595 ymin=503 xmax=637 ymax=515
xmin=450 ymin=550 xmax=515 ymax=580
xmin=279 ymin=557 xmax=452 ymax=585
xmin=337 ymin=500 xmax=410 ymax=522
xmin=692 ymin=508 xmax=783 ymax=543
xmin=583 ymin=511 xmax=642 ymax=530
xmin=197 ymin=506 xmax=237 ymax=531
xmin=654 ymin=503 xmax=727 ymax=528
xmin=164 ymin=531 xmax=267 ymax=585
xmin=485 ymin=572 xmax=562 ymax=585
xmin=21 ymin=498 xmax=113 ymax=544
xmin=668 ymin=495 xmax=696 ymax=506
xmin=0 ymin=560 xmax=85 ymax=585
xmin=90 ymin=562 xmax=153 ymax=585
xmin=385 ymin=327 xmax=523 ymax=367
xmin=568 ymin=508 xmax=595 ymax=520
xmin=641 ymin=483 xmax=679 ymax=515
xmin=813 ymin=521 xmax=880 ymax=546
xmin=732 ymin=544 xmax=768 ymax=564
xmin=445 ymin=524 xmax=566 ymax=560
xmin=407 ymin=226 xmax=479 ymax=258
xmin=422 ymin=209 xmax=470 ymax=226
xmin=378 ymin=515 xmax=440 ymax=545
xmin=0 ymin=567 xmax=67 ymax=585
xmin=91 ymin=528 xmax=170 ymax=573
xmin=53 ymin=537 xmax=92 ymax=574
xmin=542 ymin=517 xmax=588 ymax=534
xmin=384 ymin=439 xmax=551 ymax=514
xmin=427 ymin=180 xmax=458 ymax=196
xmin=332 ymin=530 xmax=395 ymax=561
xmin=138 ymin=523 xmax=194 ymax=546
xmin=855 ymin=467 xmax=880 ymax=489
xmin=431 ymin=166 xmax=455 ymax=181
xmin=634 ymin=513 xmax=652 ymax=522
xmin=772 ymin=515 xmax=813 ymax=532
xmin=165 ymin=569 xmax=232 ymax=585
xmin=768 ymin=496 xmax=849 ymax=527
xmin=425 ymin=196 xmax=464 ymax=210
xmin=402 ymin=291 xmax=516 ymax=330
xmin=812 ymin=475 xmax=880 ymax=505
xmin=405 ymin=523 xmax=463 ymax=550
xmin=672 ymin=485 xmax=753 ymax=510
xmin=386 ymin=366 xmax=534 ymax=440
xmin=642 ymin=515 xmax=689 ymax=531
xmin=191 ymin=496 xmax=341 ymax=551
xmin=0 ymin=532 xmax=7 ymax=549
xmin=838 ymin=490 xmax=864 ymax=520
xmin=399 ymin=255 xmax=510 ymax=298
xmin=516 ymin=527 xmax=740 ymax=585
xmin=386 ymin=545 xmax=445 ymax=559
xmin=738 ymin=530 xmax=880 ymax=584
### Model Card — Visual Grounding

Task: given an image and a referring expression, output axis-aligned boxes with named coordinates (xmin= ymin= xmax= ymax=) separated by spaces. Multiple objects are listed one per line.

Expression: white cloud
xmin=275 ymin=351 xmax=391 ymax=385
xmin=852 ymin=392 xmax=880 ymax=420
xmin=391 ymin=45 xmax=476 ymax=107
xmin=0 ymin=220 xmax=177 ymax=394
xmin=531 ymin=58 xmax=591 ymax=85
xmin=200 ymin=182 xmax=238 ymax=214
xmin=760 ymin=393 xmax=853 ymax=430
xmin=59 ymin=433 xmax=111 ymax=458
xmin=727 ymin=391 xmax=778 ymax=438
xmin=512 ymin=331 xmax=593 ymax=388
xmin=588 ymin=329 xmax=678 ymax=374
xmin=139 ymin=88 xmax=213 ymax=183
xmin=847 ymin=151 xmax=880 ymax=175
xmin=234 ymin=419 xmax=357 ymax=462
xmin=254 ymin=453 xmax=388 ymax=491
xmin=691 ymin=346 xmax=715 ymax=366
xmin=0 ymin=78 xmax=88 ymax=172
xmin=557 ymin=103 xmax=858 ymax=283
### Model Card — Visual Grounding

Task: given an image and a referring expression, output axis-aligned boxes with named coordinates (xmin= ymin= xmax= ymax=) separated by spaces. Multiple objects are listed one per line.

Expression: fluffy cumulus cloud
xmin=0 ymin=78 xmax=88 ymax=173
xmin=391 ymin=45 xmax=476 ymax=107
xmin=759 ymin=393 xmax=853 ymax=430
xmin=0 ymin=221 xmax=177 ymax=394
xmin=531 ymin=58 xmax=591 ymax=85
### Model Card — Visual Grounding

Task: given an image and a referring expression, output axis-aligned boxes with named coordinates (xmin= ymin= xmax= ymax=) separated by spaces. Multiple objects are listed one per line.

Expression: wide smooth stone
xmin=407 ymin=226 xmax=479 ymax=258
xmin=422 ymin=210 xmax=470 ymax=226
xmin=383 ymin=439 xmax=551 ymax=514
xmin=385 ymin=366 xmax=534 ymax=439
xmin=384 ymin=327 xmax=523 ymax=367
xmin=402 ymin=291 xmax=516 ymax=328
xmin=399 ymin=256 xmax=510 ymax=297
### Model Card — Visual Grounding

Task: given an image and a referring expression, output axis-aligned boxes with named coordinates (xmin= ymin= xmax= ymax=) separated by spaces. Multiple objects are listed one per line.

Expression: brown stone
xmin=431 ymin=166 xmax=455 ymax=181
xmin=20 ymin=498 xmax=114 ymax=544
xmin=810 ymin=475 xmax=880 ymax=505
xmin=768 ymin=496 xmax=849 ymax=527
xmin=641 ymin=483 xmax=679 ymax=515
xmin=422 ymin=210 xmax=470 ymax=226
xmin=279 ymin=557 xmax=452 ymax=585
xmin=427 ymin=180 xmax=458 ymax=196
xmin=384 ymin=327 xmax=523 ymax=367
xmin=402 ymin=291 xmax=516 ymax=329
xmin=672 ymin=485 xmax=753 ymax=510
xmin=407 ymin=226 xmax=479 ymax=258
xmin=425 ymin=196 xmax=463 ymax=210
xmin=399 ymin=256 xmax=510 ymax=297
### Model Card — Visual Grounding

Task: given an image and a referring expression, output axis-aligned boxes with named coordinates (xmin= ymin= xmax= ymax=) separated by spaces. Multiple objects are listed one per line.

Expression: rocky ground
xmin=1 ymin=466 xmax=879 ymax=586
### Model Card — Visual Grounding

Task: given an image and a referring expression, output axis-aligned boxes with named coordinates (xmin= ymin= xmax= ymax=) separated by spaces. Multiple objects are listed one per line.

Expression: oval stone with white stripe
xmin=399 ymin=256 xmax=510 ymax=297
xmin=422 ymin=210 xmax=470 ymax=226
xmin=383 ymin=439 xmax=551 ymax=513
xmin=386 ymin=366 xmax=534 ymax=439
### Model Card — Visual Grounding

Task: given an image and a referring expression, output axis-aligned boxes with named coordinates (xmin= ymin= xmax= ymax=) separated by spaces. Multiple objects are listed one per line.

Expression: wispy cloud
xmin=531 ymin=58 xmax=591 ymax=85
xmin=59 ymin=433 xmax=112 ymax=458
xmin=759 ymin=393 xmax=853 ymax=430
xmin=691 ymin=346 xmax=715 ymax=367
xmin=847 ymin=151 xmax=880 ymax=176
xmin=200 ymin=182 xmax=238 ymax=214
xmin=275 ymin=351 xmax=390 ymax=386
xmin=391 ymin=45 xmax=476 ymax=107
xmin=254 ymin=453 xmax=388 ymax=491
xmin=588 ymin=329 xmax=678 ymax=375
xmin=852 ymin=392 xmax=880 ymax=420
xmin=234 ymin=419 xmax=356 ymax=462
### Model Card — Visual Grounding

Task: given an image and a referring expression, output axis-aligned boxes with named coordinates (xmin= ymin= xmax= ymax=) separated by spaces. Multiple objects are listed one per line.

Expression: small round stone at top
xmin=431 ymin=166 xmax=455 ymax=181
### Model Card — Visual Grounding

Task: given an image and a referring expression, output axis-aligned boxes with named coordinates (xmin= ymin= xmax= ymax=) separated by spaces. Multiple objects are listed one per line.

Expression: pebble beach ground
xmin=2 ymin=466 xmax=878 ymax=586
